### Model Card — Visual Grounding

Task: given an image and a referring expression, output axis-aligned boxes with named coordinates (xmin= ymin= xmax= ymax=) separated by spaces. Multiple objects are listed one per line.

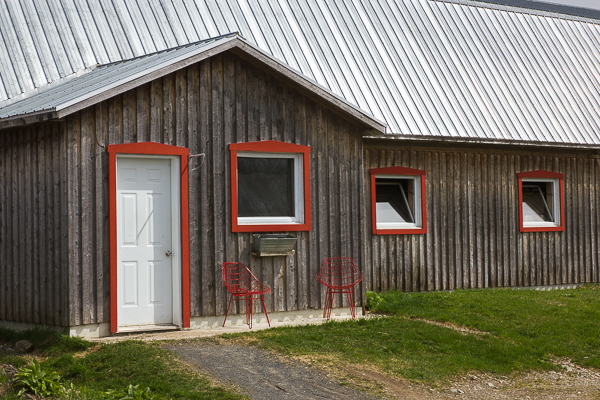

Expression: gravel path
xmin=163 ymin=342 xmax=375 ymax=400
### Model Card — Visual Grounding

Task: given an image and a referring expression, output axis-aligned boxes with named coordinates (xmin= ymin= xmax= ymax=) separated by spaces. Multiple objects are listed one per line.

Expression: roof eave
xmin=364 ymin=133 xmax=600 ymax=150
xmin=0 ymin=110 xmax=59 ymax=131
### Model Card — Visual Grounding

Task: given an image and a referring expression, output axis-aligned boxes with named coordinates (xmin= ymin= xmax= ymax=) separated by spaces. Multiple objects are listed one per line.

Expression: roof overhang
xmin=364 ymin=132 xmax=600 ymax=151
xmin=0 ymin=34 xmax=386 ymax=133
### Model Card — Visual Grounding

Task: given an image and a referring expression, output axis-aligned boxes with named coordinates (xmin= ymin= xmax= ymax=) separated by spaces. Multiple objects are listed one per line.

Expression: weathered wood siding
xmin=6 ymin=50 xmax=600 ymax=329
xmin=0 ymin=125 xmax=71 ymax=326
xmin=364 ymin=144 xmax=600 ymax=293
xmin=59 ymin=52 xmax=366 ymax=326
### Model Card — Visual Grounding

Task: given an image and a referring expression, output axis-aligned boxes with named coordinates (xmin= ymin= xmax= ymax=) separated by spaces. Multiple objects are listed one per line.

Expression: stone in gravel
xmin=450 ymin=388 xmax=458 ymax=393
xmin=487 ymin=382 xmax=494 ymax=387
xmin=15 ymin=340 xmax=33 ymax=353
xmin=0 ymin=364 xmax=18 ymax=377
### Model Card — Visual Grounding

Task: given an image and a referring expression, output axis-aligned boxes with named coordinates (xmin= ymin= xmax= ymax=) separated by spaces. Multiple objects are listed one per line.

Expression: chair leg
xmin=346 ymin=288 xmax=356 ymax=319
xmin=322 ymin=288 xmax=330 ymax=319
xmin=223 ymin=294 xmax=234 ymax=327
xmin=324 ymin=288 xmax=334 ymax=320
xmin=247 ymin=297 xmax=254 ymax=329
xmin=260 ymin=294 xmax=271 ymax=327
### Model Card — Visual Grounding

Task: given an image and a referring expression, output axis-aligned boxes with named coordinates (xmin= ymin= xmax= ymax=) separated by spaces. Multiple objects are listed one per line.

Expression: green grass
xmin=0 ymin=329 xmax=245 ymax=399
xmin=222 ymin=286 xmax=600 ymax=383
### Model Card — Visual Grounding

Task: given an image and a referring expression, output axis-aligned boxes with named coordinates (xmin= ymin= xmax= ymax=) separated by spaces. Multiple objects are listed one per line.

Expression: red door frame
xmin=107 ymin=142 xmax=190 ymax=333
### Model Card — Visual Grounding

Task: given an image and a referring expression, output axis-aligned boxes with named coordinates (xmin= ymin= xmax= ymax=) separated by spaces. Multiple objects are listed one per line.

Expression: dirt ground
xmin=2 ymin=315 xmax=600 ymax=399
xmin=164 ymin=339 xmax=600 ymax=400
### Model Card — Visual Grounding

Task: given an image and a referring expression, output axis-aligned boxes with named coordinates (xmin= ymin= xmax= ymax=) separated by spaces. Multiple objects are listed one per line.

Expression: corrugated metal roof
xmin=0 ymin=33 xmax=386 ymax=132
xmin=0 ymin=35 xmax=231 ymax=119
xmin=1 ymin=0 xmax=600 ymax=144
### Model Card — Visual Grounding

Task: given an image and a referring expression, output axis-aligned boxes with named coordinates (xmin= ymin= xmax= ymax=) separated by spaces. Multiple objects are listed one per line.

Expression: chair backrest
xmin=222 ymin=262 xmax=252 ymax=294
xmin=317 ymin=257 xmax=363 ymax=289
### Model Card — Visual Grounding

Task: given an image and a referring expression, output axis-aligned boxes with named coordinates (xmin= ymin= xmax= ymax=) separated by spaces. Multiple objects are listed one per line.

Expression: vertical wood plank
xmin=440 ymin=152 xmax=448 ymax=290
xmin=163 ymin=74 xmax=176 ymax=145
xmin=80 ymin=109 xmax=94 ymax=325
xmin=136 ymin=84 xmax=150 ymax=142
xmin=453 ymin=152 xmax=462 ymax=289
xmin=23 ymin=130 xmax=34 ymax=322
xmin=0 ymin=132 xmax=6 ymax=320
xmin=212 ymin=55 xmax=226 ymax=315
xmin=150 ymin=80 xmax=163 ymax=143
xmin=200 ymin=59 xmax=215 ymax=317
xmin=481 ymin=153 xmax=489 ymax=287
xmin=67 ymin=115 xmax=82 ymax=326
xmin=461 ymin=152 xmax=469 ymax=288
xmin=222 ymin=55 xmax=239 ymax=314
xmin=31 ymin=130 xmax=41 ymax=323
xmin=475 ymin=153 xmax=483 ymax=288
xmin=445 ymin=151 xmax=455 ymax=290
xmin=566 ymin=157 xmax=573 ymax=283
xmin=508 ymin=155 xmax=517 ymax=287
xmin=188 ymin=64 xmax=201 ymax=317
xmin=316 ymin=105 xmax=328 ymax=308
xmin=429 ymin=151 xmax=437 ymax=291
xmin=95 ymin=102 xmax=109 ymax=322
xmin=296 ymin=93 xmax=309 ymax=310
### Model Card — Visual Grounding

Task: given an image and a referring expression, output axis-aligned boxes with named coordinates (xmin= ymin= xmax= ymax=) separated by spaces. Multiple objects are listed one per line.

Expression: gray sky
xmin=533 ymin=0 xmax=600 ymax=10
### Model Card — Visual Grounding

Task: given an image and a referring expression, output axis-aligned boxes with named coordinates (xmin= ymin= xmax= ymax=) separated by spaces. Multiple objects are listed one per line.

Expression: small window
xmin=230 ymin=141 xmax=311 ymax=232
xmin=518 ymin=170 xmax=564 ymax=232
xmin=370 ymin=166 xmax=427 ymax=235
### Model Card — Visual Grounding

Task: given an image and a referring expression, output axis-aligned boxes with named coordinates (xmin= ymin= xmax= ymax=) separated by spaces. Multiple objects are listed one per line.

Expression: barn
xmin=2 ymin=0 xmax=600 ymax=337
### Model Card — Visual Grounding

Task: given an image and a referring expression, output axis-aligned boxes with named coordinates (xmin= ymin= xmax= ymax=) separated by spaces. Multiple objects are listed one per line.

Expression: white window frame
xmin=521 ymin=177 xmax=560 ymax=228
xmin=375 ymin=174 xmax=422 ymax=230
xmin=237 ymin=151 xmax=304 ymax=226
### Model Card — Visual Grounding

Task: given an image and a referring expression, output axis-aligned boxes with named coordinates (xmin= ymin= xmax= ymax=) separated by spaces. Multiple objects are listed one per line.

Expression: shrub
xmin=365 ymin=291 xmax=385 ymax=311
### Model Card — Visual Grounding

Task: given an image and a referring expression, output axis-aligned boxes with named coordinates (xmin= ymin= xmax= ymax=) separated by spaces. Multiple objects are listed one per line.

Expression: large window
xmin=518 ymin=170 xmax=564 ymax=232
xmin=230 ymin=141 xmax=311 ymax=232
xmin=370 ymin=166 xmax=427 ymax=235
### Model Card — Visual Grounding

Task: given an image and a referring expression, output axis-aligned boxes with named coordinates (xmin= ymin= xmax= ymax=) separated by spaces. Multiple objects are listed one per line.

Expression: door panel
xmin=117 ymin=157 xmax=173 ymax=327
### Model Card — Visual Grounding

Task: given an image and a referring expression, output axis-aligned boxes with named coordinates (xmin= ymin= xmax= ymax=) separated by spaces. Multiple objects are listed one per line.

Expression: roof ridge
xmin=98 ymin=32 xmax=241 ymax=69
xmin=438 ymin=0 xmax=600 ymax=23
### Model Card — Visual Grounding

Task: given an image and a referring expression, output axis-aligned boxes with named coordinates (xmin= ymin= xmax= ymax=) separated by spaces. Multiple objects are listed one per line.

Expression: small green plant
xmin=366 ymin=291 xmax=385 ymax=311
xmin=105 ymin=384 xmax=164 ymax=400
xmin=13 ymin=358 xmax=68 ymax=397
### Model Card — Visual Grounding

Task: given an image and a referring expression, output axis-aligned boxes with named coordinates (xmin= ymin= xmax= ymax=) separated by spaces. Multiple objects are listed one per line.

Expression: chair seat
xmin=317 ymin=257 xmax=362 ymax=320
xmin=222 ymin=262 xmax=271 ymax=329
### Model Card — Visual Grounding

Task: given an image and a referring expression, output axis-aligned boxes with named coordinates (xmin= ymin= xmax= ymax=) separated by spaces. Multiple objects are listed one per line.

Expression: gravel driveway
xmin=163 ymin=342 xmax=375 ymax=400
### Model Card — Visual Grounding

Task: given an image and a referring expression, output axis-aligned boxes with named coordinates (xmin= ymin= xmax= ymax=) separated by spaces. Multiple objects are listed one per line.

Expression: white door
xmin=117 ymin=157 xmax=174 ymax=328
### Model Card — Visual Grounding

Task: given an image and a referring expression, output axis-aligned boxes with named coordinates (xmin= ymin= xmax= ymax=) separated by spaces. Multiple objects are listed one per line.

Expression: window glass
xmin=374 ymin=175 xmax=421 ymax=230
xmin=238 ymin=157 xmax=295 ymax=217
xmin=375 ymin=178 xmax=415 ymax=224
xmin=522 ymin=182 xmax=554 ymax=223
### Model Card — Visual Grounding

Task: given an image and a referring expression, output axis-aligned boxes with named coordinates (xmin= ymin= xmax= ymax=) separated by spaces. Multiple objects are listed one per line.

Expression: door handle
xmin=165 ymin=250 xmax=172 ymax=257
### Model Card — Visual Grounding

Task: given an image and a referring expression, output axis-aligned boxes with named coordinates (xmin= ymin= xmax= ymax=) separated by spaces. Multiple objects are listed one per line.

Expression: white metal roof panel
xmin=0 ymin=34 xmax=386 ymax=134
xmin=0 ymin=36 xmax=229 ymax=119
xmin=2 ymin=0 xmax=600 ymax=144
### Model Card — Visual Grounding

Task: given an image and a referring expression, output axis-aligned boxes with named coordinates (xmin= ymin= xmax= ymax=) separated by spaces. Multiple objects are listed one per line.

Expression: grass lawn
xmin=222 ymin=285 xmax=600 ymax=383
xmin=0 ymin=329 xmax=245 ymax=399
xmin=2 ymin=286 xmax=600 ymax=397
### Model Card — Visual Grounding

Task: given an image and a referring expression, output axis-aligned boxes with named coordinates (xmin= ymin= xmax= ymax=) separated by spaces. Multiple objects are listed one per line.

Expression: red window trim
xmin=107 ymin=142 xmax=190 ymax=333
xmin=517 ymin=170 xmax=564 ymax=233
xmin=370 ymin=166 xmax=427 ymax=235
xmin=229 ymin=140 xmax=311 ymax=232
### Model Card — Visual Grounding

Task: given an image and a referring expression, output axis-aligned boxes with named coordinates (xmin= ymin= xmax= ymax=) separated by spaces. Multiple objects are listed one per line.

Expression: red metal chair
xmin=317 ymin=257 xmax=363 ymax=320
xmin=222 ymin=262 xmax=271 ymax=329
